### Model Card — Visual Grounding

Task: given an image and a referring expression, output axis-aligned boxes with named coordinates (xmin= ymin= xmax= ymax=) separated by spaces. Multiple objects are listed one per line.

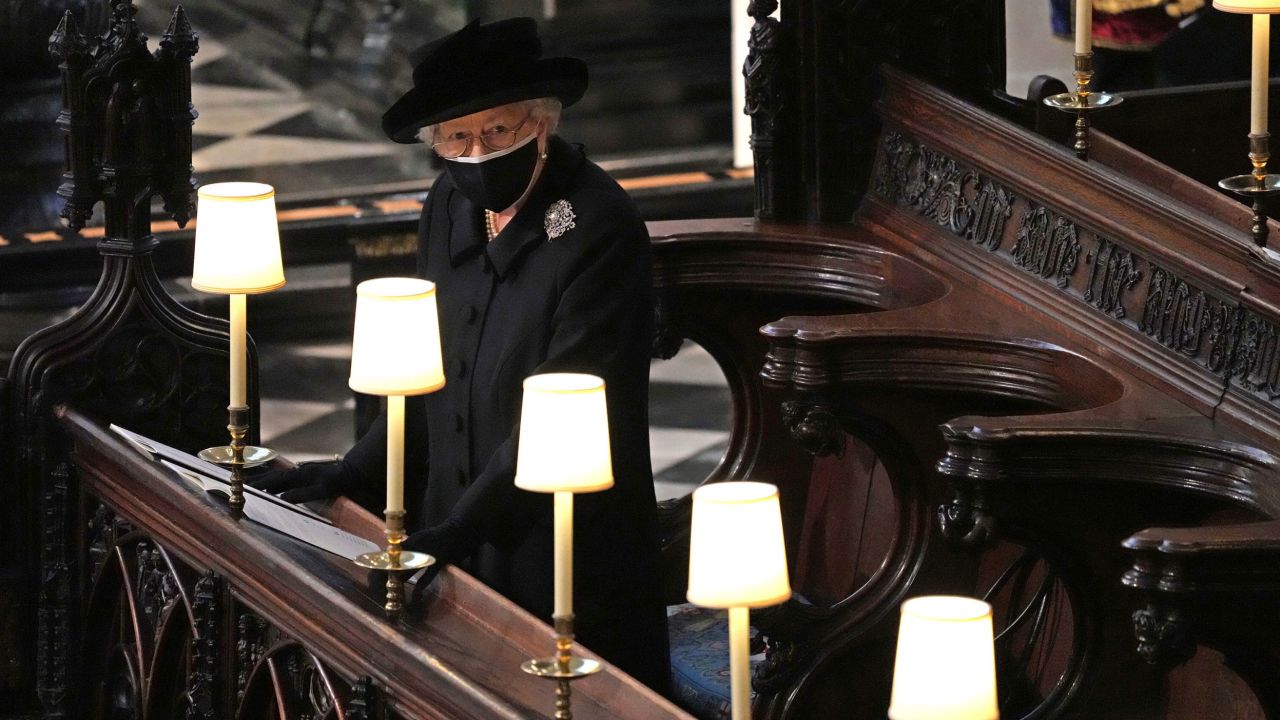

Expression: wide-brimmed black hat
xmin=381 ymin=18 xmax=588 ymax=144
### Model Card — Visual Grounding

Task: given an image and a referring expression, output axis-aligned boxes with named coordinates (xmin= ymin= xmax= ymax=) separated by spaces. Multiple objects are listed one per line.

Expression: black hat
xmin=381 ymin=18 xmax=588 ymax=144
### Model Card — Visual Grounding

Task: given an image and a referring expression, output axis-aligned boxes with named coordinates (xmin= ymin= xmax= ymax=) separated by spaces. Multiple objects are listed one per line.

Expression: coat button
xmin=454 ymin=413 xmax=465 ymax=432
xmin=464 ymin=305 xmax=477 ymax=324
xmin=456 ymin=468 xmax=467 ymax=486
xmin=453 ymin=358 xmax=467 ymax=378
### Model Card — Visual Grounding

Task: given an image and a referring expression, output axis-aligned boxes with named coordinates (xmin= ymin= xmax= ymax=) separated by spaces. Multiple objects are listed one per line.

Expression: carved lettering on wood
xmin=1011 ymin=206 xmax=1080 ymax=289
xmin=875 ymin=132 xmax=1012 ymax=250
xmin=1140 ymin=267 xmax=1218 ymax=358
xmin=1231 ymin=312 xmax=1280 ymax=397
xmin=1085 ymin=238 xmax=1141 ymax=319
xmin=872 ymin=127 xmax=1280 ymax=412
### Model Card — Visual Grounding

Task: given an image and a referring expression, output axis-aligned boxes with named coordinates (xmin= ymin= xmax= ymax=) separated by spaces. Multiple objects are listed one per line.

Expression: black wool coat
xmin=341 ymin=135 xmax=670 ymax=689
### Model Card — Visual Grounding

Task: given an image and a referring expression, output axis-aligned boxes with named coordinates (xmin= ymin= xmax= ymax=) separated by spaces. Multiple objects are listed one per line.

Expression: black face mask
xmin=443 ymin=133 xmax=540 ymax=212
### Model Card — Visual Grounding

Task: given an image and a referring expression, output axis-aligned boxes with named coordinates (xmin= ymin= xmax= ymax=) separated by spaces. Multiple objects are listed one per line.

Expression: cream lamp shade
xmin=514 ymin=373 xmax=615 ymax=493
xmin=888 ymin=596 xmax=999 ymax=720
xmin=191 ymin=182 xmax=286 ymax=294
xmin=1215 ymin=1 xmax=1280 ymax=12
xmin=348 ymin=278 xmax=446 ymax=396
xmin=686 ymin=481 xmax=791 ymax=608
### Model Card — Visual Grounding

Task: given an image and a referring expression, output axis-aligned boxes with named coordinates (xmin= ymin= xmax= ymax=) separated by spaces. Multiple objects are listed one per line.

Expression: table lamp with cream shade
xmin=348 ymin=277 xmax=445 ymax=616
xmin=686 ymin=481 xmax=792 ymax=720
xmin=191 ymin=182 xmax=286 ymax=513
xmin=513 ymin=373 xmax=615 ymax=717
xmin=1215 ymin=0 xmax=1280 ymax=250
xmin=888 ymin=596 xmax=999 ymax=720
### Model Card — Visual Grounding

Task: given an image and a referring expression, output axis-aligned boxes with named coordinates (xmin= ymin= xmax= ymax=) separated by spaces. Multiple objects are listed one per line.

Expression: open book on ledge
xmin=109 ymin=424 xmax=380 ymax=561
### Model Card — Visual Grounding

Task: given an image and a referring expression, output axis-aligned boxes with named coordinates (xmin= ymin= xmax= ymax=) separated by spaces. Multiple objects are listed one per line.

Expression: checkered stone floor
xmin=259 ymin=340 xmax=731 ymax=501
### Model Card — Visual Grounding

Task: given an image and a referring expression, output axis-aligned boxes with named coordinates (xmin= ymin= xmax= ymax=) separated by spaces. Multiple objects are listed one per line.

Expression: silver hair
xmin=417 ymin=97 xmax=562 ymax=144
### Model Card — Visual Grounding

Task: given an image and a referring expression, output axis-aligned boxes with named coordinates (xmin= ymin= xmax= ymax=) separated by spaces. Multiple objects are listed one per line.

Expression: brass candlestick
xmin=1220 ymin=132 xmax=1280 ymax=249
xmin=521 ymin=614 xmax=602 ymax=720
xmin=1043 ymin=52 xmax=1123 ymax=161
xmin=199 ymin=404 xmax=277 ymax=515
xmin=354 ymin=509 xmax=434 ymax=618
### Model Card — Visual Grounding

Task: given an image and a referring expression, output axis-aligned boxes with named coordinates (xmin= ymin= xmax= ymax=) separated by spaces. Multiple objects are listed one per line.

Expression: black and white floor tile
xmin=259 ymin=340 xmax=731 ymax=501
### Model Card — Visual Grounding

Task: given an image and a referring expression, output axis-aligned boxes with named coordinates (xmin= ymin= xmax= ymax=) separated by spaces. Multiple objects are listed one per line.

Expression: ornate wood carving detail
xmin=348 ymin=677 xmax=377 ymax=720
xmin=136 ymin=540 xmax=180 ymax=630
xmin=38 ymin=460 xmax=73 ymax=715
xmin=875 ymin=131 xmax=1014 ymax=251
xmin=1011 ymin=206 xmax=1080 ymax=289
xmin=1132 ymin=601 xmax=1193 ymax=667
xmin=781 ymin=401 xmax=843 ymax=456
xmin=1085 ymin=238 xmax=1141 ymax=319
xmin=1229 ymin=311 xmax=1280 ymax=398
xmin=236 ymin=611 xmax=268 ymax=701
xmin=50 ymin=0 xmax=198 ymax=231
xmin=1139 ymin=267 xmax=1221 ymax=358
xmin=753 ymin=635 xmax=804 ymax=694
xmin=186 ymin=572 xmax=221 ymax=720
xmin=869 ymin=128 xmax=1280 ymax=412
xmin=744 ymin=0 xmax=786 ymax=220
xmin=937 ymin=484 xmax=997 ymax=548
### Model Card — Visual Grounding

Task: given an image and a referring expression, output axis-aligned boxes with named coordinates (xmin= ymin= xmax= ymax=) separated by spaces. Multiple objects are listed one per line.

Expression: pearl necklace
xmin=485 ymin=210 xmax=499 ymax=242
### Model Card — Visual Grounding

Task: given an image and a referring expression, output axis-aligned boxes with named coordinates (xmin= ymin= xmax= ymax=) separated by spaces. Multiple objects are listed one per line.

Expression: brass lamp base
xmin=198 ymin=444 xmax=278 ymax=468
xmin=1043 ymin=52 xmax=1123 ymax=161
xmin=1219 ymin=175 xmax=1280 ymax=250
xmin=521 ymin=656 xmax=602 ymax=679
xmin=521 ymin=615 xmax=601 ymax=720
xmin=199 ymin=404 xmax=271 ymax=514
xmin=353 ymin=549 xmax=435 ymax=572
xmin=354 ymin=509 xmax=435 ymax=618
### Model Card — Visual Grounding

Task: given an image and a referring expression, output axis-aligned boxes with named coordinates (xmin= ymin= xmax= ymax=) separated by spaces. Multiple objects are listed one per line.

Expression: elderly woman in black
xmin=257 ymin=18 xmax=670 ymax=691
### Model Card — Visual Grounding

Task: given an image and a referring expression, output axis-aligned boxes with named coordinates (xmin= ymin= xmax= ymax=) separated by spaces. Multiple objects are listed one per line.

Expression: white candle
xmin=729 ymin=606 xmax=751 ymax=720
xmin=1255 ymin=13 xmax=1271 ymax=136
xmin=386 ymin=394 xmax=405 ymax=514
xmin=229 ymin=293 xmax=246 ymax=407
xmin=1075 ymin=0 xmax=1091 ymax=54
xmin=554 ymin=490 xmax=573 ymax=617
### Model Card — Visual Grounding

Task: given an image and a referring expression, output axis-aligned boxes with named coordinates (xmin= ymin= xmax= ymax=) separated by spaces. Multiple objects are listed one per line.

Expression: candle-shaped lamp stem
xmin=1075 ymin=0 xmax=1091 ymax=54
xmin=554 ymin=490 xmax=573 ymax=618
xmin=729 ymin=606 xmax=751 ymax=720
xmin=229 ymin=293 xmax=246 ymax=407
xmin=1255 ymin=13 xmax=1271 ymax=137
xmin=387 ymin=395 xmax=405 ymax=514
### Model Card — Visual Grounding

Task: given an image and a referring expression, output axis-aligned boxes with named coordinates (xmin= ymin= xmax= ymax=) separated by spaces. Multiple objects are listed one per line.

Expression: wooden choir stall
xmin=9 ymin=0 xmax=1280 ymax=718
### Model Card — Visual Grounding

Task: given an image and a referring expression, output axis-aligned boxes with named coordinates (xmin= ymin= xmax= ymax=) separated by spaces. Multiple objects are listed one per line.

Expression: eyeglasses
xmin=430 ymin=114 xmax=533 ymax=159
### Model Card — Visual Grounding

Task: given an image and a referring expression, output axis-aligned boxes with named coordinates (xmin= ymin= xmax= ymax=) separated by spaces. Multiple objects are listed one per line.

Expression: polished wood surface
xmin=60 ymin=406 xmax=690 ymax=720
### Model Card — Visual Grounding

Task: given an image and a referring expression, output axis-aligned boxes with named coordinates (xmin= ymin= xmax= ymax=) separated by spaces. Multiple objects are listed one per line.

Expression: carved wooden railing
xmin=60 ymin=406 xmax=689 ymax=719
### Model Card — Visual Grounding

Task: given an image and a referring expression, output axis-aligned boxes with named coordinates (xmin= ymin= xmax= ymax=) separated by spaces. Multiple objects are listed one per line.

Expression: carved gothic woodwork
xmin=1 ymin=2 xmax=267 ymax=714
xmin=743 ymin=0 xmax=788 ymax=220
xmin=77 ymin=491 xmax=389 ymax=720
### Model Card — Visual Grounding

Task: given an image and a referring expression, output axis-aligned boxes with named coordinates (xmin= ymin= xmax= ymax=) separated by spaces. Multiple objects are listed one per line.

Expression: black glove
xmin=247 ymin=460 xmax=349 ymax=503
xmin=405 ymin=519 xmax=480 ymax=603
